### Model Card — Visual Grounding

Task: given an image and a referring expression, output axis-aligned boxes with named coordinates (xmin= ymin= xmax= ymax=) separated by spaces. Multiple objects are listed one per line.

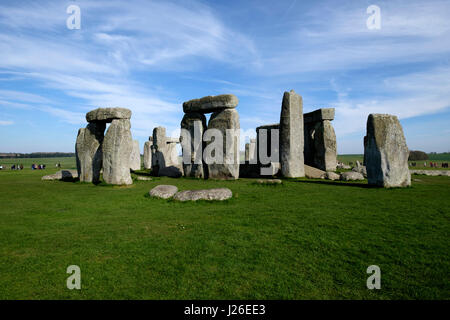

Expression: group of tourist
xmin=31 ymin=164 xmax=46 ymax=170
xmin=410 ymin=162 xmax=448 ymax=168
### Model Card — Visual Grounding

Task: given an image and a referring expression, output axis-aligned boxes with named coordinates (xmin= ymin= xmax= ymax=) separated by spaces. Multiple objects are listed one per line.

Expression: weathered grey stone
xmin=173 ymin=188 xmax=232 ymax=201
xmin=75 ymin=122 xmax=105 ymax=183
xmin=259 ymin=162 xmax=281 ymax=176
xmin=183 ymin=94 xmax=238 ymax=113
xmin=304 ymin=164 xmax=326 ymax=179
xmin=363 ymin=136 xmax=368 ymax=166
xmin=312 ymin=120 xmax=337 ymax=171
xmin=158 ymin=166 xmax=183 ymax=178
xmin=86 ymin=107 xmax=131 ymax=123
xmin=136 ymin=176 xmax=153 ymax=181
xmin=206 ymin=109 xmax=240 ymax=180
xmin=102 ymin=119 xmax=133 ymax=185
xmin=410 ymin=170 xmax=450 ymax=177
xmin=365 ymin=114 xmax=411 ymax=188
xmin=337 ymin=162 xmax=351 ymax=170
xmin=42 ymin=170 xmax=78 ymax=181
xmin=304 ymin=108 xmax=335 ymax=124
xmin=325 ymin=171 xmax=340 ymax=181
xmin=180 ymin=113 xmax=207 ymax=178
xmin=130 ymin=140 xmax=141 ymax=171
xmin=149 ymin=185 xmax=178 ymax=199
xmin=151 ymin=127 xmax=180 ymax=176
xmin=340 ymin=171 xmax=365 ymax=181
xmin=352 ymin=164 xmax=367 ymax=178
xmin=280 ymin=90 xmax=304 ymax=178
xmin=143 ymin=140 xmax=152 ymax=170
xmin=256 ymin=179 xmax=282 ymax=184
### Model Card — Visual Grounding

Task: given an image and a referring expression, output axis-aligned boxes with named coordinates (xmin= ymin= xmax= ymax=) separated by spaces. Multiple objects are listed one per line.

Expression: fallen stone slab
xmin=183 ymin=94 xmax=238 ymax=113
xmin=352 ymin=165 xmax=367 ymax=178
xmin=256 ymin=179 xmax=282 ymax=184
xmin=173 ymin=188 xmax=232 ymax=201
xmin=42 ymin=170 xmax=78 ymax=181
xmin=136 ymin=176 xmax=153 ymax=181
xmin=149 ymin=185 xmax=178 ymax=199
xmin=325 ymin=172 xmax=340 ymax=181
xmin=410 ymin=170 xmax=450 ymax=177
xmin=304 ymin=164 xmax=326 ymax=179
xmin=86 ymin=107 xmax=131 ymax=123
xmin=340 ymin=171 xmax=365 ymax=181
xmin=337 ymin=162 xmax=351 ymax=170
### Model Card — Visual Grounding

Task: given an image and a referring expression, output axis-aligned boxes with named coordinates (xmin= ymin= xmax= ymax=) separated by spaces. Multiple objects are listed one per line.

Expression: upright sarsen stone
xmin=75 ymin=122 xmax=105 ymax=183
xmin=365 ymin=114 xmax=411 ymax=188
xmin=206 ymin=109 xmax=240 ymax=180
xmin=280 ymin=90 xmax=304 ymax=177
xmin=102 ymin=119 xmax=133 ymax=185
xmin=313 ymin=120 xmax=337 ymax=171
xmin=180 ymin=113 xmax=207 ymax=178
xmin=130 ymin=140 xmax=141 ymax=171
xmin=143 ymin=140 xmax=152 ymax=170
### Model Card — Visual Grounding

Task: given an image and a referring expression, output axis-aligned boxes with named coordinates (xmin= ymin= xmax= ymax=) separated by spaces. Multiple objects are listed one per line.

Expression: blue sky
xmin=0 ymin=0 xmax=449 ymax=154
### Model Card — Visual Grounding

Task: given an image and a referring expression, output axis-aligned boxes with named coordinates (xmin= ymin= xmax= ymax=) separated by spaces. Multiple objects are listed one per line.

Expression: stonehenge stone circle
xmin=280 ymin=90 xmax=304 ymax=178
xmin=102 ymin=119 xmax=133 ymax=185
xmin=75 ymin=122 xmax=105 ymax=183
xmin=206 ymin=108 xmax=240 ymax=180
xmin=180 ymin=113 xmax=207 ymax=178
xmin=173 ymin=188 xmax=232 ymax=201
xmin=365 ymin=114 xmax=411 ymax=188
xmin=183 ymin=94 xmax=238 ymax=114
xmin=129 ymin=140 xmax=141 ymax=171
xmin=143 ymin=140 xmax=152 ymax=170
xmin=86 ymin=107 xmax=131 ymax=123
xmin=149 ymin=185 xmax=178 ymax=199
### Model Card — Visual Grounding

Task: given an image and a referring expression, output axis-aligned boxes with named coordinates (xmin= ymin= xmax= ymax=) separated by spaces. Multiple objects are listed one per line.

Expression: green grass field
xmin=0 ymin=157 xmax=449 ymax=299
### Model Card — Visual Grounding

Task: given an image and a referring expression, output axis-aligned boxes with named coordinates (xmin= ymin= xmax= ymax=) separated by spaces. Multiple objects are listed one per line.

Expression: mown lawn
xmin=0 ymin=162 xmax=449 ymax=299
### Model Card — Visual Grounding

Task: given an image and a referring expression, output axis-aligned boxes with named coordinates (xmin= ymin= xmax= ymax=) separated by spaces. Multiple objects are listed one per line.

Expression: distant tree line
xmin=0 ymin=152 xmax=75 ymax=159
xmin=408 ymin=150 xmax=429 ymax=161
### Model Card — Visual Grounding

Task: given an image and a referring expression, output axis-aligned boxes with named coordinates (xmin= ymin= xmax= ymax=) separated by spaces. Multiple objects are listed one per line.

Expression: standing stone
xmin=249 ymin=138 xmax=257 ymax=164
xmin=75 ymin=122 xmax=105 ymax=183
xmin=312 ymin=120 xmax=337 ymax=171
xmin=102 ymin=119 xmax=133 ymax=185
xmin=151 ymin=127 xmax=167 ymax=175
xmin=365 ymin=114 xmax=411 ymax=188
xmin=180 ymin=113 xmax=207 ymax=178
xmin=363 ymin=136 xmax=368 ymax=166
xmin=303 ymin=108 xmax=337 ymax=171
xmin=280 ymin=90 xmax=304 ymax=178
xmin=206 ymin=108 xmax=240 ymax=180
xmin=130 ymin=140 xmax=141 ymax=171
xmin=143 ymin=140 xmax=152 ymax=170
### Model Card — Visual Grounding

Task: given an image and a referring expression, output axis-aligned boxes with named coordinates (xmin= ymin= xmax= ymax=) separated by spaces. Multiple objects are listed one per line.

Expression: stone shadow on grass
xmin=293 ymin=179 xmax=376 ymax=189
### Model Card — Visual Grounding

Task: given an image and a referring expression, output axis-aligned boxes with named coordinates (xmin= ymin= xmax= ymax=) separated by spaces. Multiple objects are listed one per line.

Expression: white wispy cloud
xmin=0 ymin=120 xmax=14 ymax=126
